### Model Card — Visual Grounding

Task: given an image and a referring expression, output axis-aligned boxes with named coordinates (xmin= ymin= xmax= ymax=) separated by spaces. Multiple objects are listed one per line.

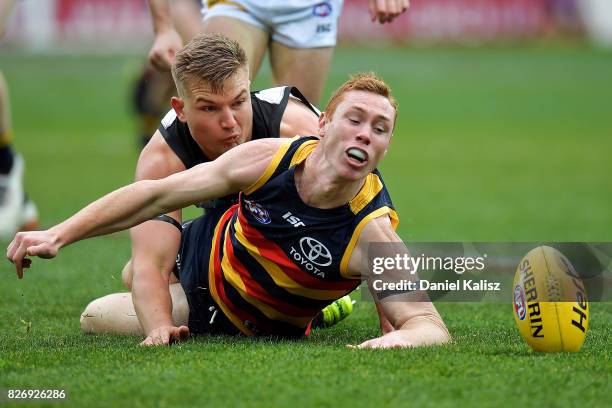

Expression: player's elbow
xmin=141 ymin=179 xmax=174 ymax=216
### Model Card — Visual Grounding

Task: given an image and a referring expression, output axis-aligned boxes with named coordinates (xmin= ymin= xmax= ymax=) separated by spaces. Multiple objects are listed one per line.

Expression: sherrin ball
xmin=512 ymin=246 xmax=589 ymax=352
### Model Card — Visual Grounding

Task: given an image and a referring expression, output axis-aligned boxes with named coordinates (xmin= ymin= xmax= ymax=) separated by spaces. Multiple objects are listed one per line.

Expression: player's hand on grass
xmin=369 ymin=0 xmax=410 ymax=24
xmin=347 ymin=330 xmax=413 ymax=349
xmin=140 ymin=325 xmax=190 ymax=346
xmin=6 ymin=230 xmax=61 ymax=279
xmin=148 ymin=28 xmax=183 ymax=71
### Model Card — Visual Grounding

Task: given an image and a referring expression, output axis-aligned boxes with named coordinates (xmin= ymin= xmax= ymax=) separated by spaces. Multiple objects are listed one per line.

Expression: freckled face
xmin=320 ymin=90 xmax=395 ymax=180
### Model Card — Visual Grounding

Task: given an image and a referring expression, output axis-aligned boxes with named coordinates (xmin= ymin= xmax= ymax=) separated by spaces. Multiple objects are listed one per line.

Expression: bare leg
xmin=201 ymin=17 xmax=269 ymax=81
xmin=0 ymin=72 xmax=38 ymax=236
xmin=269 ymin=43 xmax=335 ymax=105
xmin=80 ymin=283 xmax=188 ymax=335
xmin=132 ymin=65 xmax=177 ymax=147
xmin=0 ymin=72 xmax=11 ymax=133
xmin=132 ymin=0 xmax=201 ymax=147
xmin=171 ymin=0 xmax=204 ymax=42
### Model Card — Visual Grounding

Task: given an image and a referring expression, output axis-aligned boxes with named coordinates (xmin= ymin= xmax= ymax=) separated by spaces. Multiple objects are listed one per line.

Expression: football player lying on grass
xmin=123 ymin=33 xmax=353 ymax=337
xmin=7 ymin=73 xmax=450 ymax=348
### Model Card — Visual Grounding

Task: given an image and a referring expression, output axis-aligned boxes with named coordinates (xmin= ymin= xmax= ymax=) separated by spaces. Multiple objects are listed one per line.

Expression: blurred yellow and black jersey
xmin=207 ymin=136 xmax=399 ymax=337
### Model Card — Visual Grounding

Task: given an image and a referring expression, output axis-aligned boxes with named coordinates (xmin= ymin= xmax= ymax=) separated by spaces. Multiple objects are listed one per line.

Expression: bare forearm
xmin=132 ymin=268 xmax=175 ymax=334
xmin=147 ymin=0 xmax=174 ymax=33
xmin=48 ymin=140 xmax=273 ymax=250
xmin=51 ymin=180 xmax=165 ymax=249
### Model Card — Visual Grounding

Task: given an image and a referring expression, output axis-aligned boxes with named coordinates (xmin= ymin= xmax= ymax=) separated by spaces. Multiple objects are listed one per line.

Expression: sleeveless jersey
xmin=158 ymin=86 xmax=318 ymax=169
xmin=208 ymin=136 xmax=399 ymax=337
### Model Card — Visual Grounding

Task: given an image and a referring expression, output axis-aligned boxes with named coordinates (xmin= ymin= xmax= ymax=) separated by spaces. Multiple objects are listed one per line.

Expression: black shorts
xmin=155 ymin=209 xmax=240 ymax=336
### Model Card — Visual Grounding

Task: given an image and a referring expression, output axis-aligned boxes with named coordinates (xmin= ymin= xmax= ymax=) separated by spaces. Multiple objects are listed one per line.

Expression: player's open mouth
xmin=346 ymin=147 xmax=368 ymax=166
xmin=225 ymin=134 xmax=240 ymax=143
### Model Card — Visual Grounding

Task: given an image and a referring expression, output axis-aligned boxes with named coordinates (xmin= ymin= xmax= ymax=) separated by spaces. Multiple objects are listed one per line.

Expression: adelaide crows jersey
xmin=208 ymin=136 xmax=399 ymax=337
xmin=158 ymin=86 xmax=318 ymax=169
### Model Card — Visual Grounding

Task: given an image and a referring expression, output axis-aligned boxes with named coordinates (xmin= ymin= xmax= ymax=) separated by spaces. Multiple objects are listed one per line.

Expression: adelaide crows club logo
xmin=243 ymin=199 xmax=271 ymax=224
xmin=299 ymin=237 xmax=332 ymax=266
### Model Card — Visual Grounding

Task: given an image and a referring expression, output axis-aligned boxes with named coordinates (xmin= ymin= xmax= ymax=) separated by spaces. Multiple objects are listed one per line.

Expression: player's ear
xmin=171 ymin=96 xmax=187 ymax=123
xmin=318 ymin=112 xmax=328 ymax=138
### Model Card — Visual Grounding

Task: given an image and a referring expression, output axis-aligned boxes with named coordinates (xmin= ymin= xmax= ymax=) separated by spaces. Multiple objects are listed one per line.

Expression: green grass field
xmin=1 ymin=45 xmax=611 ymax=407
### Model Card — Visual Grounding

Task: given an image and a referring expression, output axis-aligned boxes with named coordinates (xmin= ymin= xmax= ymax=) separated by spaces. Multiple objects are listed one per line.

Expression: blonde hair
xmin=325 ymin=72 xmax=398 ymax=127
xmin=171 ymin=33 xmax=247 ymax=96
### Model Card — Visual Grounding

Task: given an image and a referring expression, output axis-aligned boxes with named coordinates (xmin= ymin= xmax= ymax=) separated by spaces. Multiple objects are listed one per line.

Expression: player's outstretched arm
xmin=6 ymin=138 xmax=284 ymax=278
xmin=147 ymin=0 xmax=183 ymax=71
xmin=368 ymin=0 xmax=410 ymax=24
xmin=347 ymin=216 xmax=451 ymax=348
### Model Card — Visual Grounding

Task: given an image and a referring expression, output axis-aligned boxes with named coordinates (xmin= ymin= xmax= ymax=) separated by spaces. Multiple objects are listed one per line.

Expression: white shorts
xmin=201 ymin=0 xmax=344 ymax=48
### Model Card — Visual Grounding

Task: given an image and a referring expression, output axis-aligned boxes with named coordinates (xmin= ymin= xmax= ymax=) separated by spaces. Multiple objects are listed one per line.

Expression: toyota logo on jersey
xmin=299 ymin=237 xmax=333 ymax=266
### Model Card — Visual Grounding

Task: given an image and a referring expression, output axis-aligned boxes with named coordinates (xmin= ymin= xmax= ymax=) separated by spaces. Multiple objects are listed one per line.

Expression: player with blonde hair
xmin=8 ymin=73 xmax=450 ymax=348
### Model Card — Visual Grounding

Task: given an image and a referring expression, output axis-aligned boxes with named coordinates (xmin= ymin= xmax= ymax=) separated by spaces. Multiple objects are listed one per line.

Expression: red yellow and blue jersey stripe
xmin=209 ymin=136 xmax=399 ymax=336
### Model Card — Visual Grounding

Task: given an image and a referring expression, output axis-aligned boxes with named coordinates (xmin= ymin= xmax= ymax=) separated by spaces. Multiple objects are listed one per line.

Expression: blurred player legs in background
xmin=132 ymin=0 xmax=203 ymax=147
xmin=197 ymin=0 xmax=342 ymax=105
xmin=136 ymin=0 xmax=408 ymax=146
xmin=135 ymin=0 xmax=335 ymax=147
xmin=0 ymin=0 xmax=38 ymax=238
xmin=132 ymin=64 xmax=177 ymax=148
xmin=146 ymin=0 xmax=409 ymax=104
